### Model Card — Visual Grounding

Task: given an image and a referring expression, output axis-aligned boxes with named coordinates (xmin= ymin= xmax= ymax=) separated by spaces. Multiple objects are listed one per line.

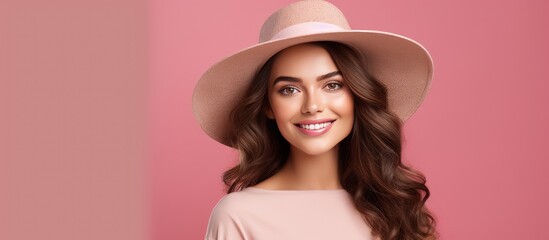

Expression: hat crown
xmin=259 ymin=0 xmax=351 ymax=43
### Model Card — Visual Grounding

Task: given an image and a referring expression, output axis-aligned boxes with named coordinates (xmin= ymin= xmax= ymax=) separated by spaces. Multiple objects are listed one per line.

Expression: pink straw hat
xmin=193 ymin=0 xmax=433 ymax=146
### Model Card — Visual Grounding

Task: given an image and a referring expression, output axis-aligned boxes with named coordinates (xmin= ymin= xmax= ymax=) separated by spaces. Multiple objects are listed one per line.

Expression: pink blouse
xmin=205 ymin=187 xmax=376 ymax=240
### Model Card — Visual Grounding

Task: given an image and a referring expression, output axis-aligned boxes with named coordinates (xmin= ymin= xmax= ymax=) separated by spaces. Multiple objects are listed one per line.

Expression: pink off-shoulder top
xmin=205 ymin=187 xmax=376 ymax=240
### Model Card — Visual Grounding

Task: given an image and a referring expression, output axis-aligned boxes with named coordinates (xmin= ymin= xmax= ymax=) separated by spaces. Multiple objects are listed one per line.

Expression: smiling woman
xmin=192 ymin=1 xmax=436 ymax=240
xmin=266 ymin=43 xmax=355 ymax=159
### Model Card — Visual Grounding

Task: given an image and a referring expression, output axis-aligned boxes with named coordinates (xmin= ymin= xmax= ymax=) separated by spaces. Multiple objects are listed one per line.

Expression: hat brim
xmin=192 ymin=30 xmax=433 ymax=146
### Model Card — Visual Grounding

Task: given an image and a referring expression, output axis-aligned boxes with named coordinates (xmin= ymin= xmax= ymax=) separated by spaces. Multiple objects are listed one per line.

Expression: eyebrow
xmin=272 ymin=70 xmax=341 ymax=86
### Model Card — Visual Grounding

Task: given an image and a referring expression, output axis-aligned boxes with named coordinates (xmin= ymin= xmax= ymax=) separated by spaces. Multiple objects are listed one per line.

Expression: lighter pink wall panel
xmin=1 ymin=1 xmax=149 ymax=240
xmin=149 ymin=0 xmax=549 ymax=240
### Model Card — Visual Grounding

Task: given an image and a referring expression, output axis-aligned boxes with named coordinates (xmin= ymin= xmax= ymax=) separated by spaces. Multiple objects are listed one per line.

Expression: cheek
xmin=269 ymin=95 xmax=301 ymax=119
xmin=330 ymin=92 xmax=354 ymax=118
xmin=269 ymin=98 xmax=296 ymax=136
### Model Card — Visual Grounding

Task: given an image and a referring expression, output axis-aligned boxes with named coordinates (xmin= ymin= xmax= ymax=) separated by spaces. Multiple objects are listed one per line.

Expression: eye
xmin=324 ymin=81 xmax=343 ymax=91
xmin=279 ymin=86 xmax=300 ymax=96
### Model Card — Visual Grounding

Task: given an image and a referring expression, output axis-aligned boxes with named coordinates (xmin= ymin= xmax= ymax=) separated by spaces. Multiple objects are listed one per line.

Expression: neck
xmin=278 ymin=145 xmax=342 ymax=190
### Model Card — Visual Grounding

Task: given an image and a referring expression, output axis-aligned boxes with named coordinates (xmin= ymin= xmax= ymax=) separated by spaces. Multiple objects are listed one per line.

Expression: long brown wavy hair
xmin=224 ymin=41 xmax=437 ymax=240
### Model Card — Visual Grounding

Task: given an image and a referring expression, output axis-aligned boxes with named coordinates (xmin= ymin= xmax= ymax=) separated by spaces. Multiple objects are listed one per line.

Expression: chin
xmin=292 ymin=141 xmax=339 ymax=156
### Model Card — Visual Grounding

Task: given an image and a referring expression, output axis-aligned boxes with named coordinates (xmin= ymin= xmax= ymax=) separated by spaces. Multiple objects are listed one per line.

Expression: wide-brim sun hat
xmin=193 ymin=0 xmax=433 ymax=147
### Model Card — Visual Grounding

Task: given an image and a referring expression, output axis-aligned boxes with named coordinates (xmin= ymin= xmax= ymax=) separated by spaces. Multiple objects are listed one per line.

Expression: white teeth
xmin=299 ymin=121 xmax=332 ymax=130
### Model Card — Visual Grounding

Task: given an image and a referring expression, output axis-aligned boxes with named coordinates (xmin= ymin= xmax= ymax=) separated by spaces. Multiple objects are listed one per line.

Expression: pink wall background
xmin=3 ymin=0 xmax=548 ymax=240
xmin=150 ymin=1 xmax=549 ymax=239
xmin=2 ymin=0 xmax=148 ymax=240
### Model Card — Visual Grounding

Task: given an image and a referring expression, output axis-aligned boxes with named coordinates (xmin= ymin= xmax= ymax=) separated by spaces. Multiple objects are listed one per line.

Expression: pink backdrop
xmin=150 ymin=1 xmax=549 ymax=239
xmin=2 ymin=0 xmax=148 ymax=240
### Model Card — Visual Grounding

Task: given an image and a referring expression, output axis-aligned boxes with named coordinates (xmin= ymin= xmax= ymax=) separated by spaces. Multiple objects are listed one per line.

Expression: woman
xmin=193 ymin=1 xmax=436 ymax=239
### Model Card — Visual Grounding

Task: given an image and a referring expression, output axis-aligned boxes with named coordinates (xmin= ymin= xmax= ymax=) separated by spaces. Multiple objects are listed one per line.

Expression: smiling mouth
xmin=294 ymin=120 xmax=335 ymax=136
xmin=296 ymin=121 xmax=334 ymax=130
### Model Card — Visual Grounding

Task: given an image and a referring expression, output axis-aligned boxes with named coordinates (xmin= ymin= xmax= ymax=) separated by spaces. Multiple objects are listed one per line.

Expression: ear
xmin=264 ymin=105 xmax=275 ymax=119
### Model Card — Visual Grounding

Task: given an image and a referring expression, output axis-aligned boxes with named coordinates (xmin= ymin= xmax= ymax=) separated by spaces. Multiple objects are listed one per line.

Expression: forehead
xmin=269 ymin=44 xmax=338 ymax=80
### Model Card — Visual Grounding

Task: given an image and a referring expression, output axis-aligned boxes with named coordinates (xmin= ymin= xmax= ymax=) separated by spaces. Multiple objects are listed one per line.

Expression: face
xmin=266 ymin=43 xmax=354 ymax=156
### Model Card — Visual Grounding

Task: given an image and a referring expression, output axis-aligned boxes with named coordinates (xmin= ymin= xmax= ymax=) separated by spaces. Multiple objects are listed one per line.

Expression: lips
xmin=294 ymin=119 xmax=335 ymax=136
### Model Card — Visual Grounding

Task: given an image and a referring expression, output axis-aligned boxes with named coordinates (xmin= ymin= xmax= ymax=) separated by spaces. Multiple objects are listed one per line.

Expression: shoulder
xmin=205 ymin=191 xmax=254 ymax=240
xmin=211 ymin=190 xmax=255 ymax=216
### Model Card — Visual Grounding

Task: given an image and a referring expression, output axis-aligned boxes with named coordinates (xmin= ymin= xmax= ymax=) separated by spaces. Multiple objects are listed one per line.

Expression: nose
xmin=301 ymin=90 xmax=324 ymax=114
